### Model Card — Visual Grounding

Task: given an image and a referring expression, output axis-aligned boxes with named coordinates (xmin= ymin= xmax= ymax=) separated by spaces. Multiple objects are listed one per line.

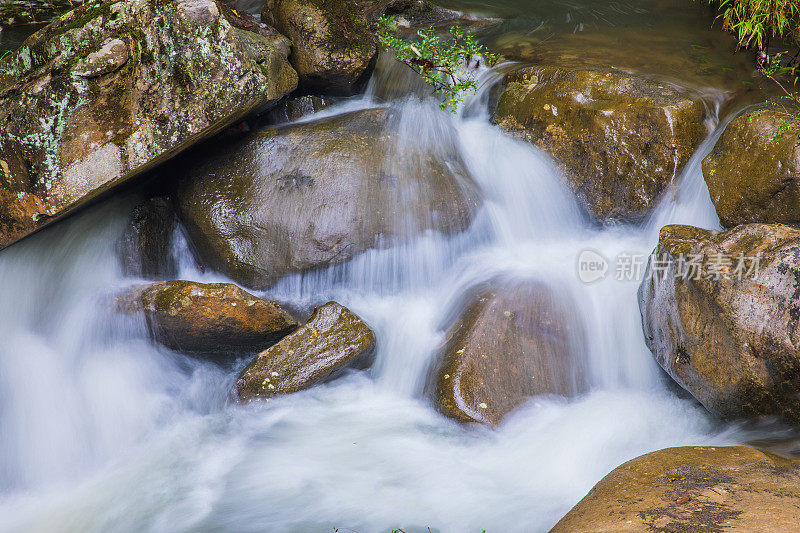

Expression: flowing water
xmin=1 ymin=1 xmax=797 ymax=532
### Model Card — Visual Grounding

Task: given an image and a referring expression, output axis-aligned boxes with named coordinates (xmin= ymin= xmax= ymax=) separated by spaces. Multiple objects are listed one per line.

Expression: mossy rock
xmin=433 ymin=278 xmax=588 ymax=425
xmin=703 ymin=108 xmax=800 ymax=227
xmin=262 ymin=0 xmax=377 ymax=95
xmin=638 ymin=223 xmax=800 ymax=425
xmin=118 ymin=280 xmax=298 ymax=356
xmin=0 ymin=0 xmax=298 ymax=250
xmin=552 ymin=446 xmax=800 ymax=532
xmin=494 ymin=65 xmax=709 ymax=220
xmin=174 ymin=108 xmax=482 ymax=289
xmin=233 ymin=301 xmax=375 ymax=402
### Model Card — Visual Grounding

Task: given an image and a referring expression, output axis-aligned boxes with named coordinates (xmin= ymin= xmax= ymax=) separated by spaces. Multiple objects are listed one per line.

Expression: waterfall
xmin=0 ymin=64 xmax=787 ymax=533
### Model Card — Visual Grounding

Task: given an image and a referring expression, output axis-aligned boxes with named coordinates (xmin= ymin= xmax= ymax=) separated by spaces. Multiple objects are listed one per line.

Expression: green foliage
xmin=376 ymin=16 xmax=497 ymax=112
xmin=710 ymin=0 xmax=800 ymax=51
xmin=748 ymin=50 xmax=800 ymax=141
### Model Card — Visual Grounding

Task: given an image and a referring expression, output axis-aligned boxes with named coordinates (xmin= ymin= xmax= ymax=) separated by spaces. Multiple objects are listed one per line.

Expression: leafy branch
xmin=375 ymin=16 xmax=497 ymax=112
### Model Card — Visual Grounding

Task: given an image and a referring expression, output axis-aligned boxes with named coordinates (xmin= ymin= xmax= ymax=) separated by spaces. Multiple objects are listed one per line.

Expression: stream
xmin=0 ymin=1 xmax=797 ymax=532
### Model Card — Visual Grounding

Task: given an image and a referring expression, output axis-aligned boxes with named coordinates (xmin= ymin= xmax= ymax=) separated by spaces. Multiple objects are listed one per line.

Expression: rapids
xmin=1 ymin=1 xmax=797 ymax=531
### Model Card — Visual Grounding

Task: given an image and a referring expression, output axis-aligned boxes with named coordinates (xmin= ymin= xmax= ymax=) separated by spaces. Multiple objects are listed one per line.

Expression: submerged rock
xmin=639 ymin=223 xmax=800 ymax=424
xmin=0 ymin=0 xmax=86 ymax=25
xmin=119 ymin=280 xmax=298 ymax=355
xmin=175 ymin=108 xmax=481 ymax=288
xmin=552 ymin=446 xmax=800 ymax=532
xmin=0 ymin=0 xmax=298 ymax=250
xmin=262 ymin=0 xmax=377 ymax=95
xmin=433 ymin=278 xmax=588 ymax=425
xmin=703 ymin=108 xmax=800 ymax=227
xmin=233 ymin=302 xmax=375 ymax=402
xmin=116 ymin=197 xmax=177 ymax=280
xmin=494 ymin=65 xmax=709 ymax=220
xmin=362 ymin=0 xmax=496 ymax=31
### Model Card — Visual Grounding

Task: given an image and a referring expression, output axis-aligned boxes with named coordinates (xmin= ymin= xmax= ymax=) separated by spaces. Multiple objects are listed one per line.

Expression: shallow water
xmin=0 ymin=1 xmax=797 ymax=532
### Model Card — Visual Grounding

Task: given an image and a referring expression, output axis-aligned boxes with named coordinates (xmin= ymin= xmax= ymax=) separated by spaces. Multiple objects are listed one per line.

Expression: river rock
xmin=493 ymin=65 xmax=709 ymax=220
xmin=362 ymin=0 xmax=495 ymax=31
xmin=433 ymin=279 xmax=588 ymax=425
xmin=119 ymin=280 xmax=298 ymax=354
xmin=0 ymin=0 xmax=298 ymax=250
xmin=639 ymin=223 xmax=800 ymax=424
xmin=0 ymin=0 xmax=86 ymax=25
xmin=551 ymin=446 xmax=800 ymax=532
xmin=233 ymin=301 xmax=375 ymax=402
xmin=262 ymin=0 xmax=377 ymax=95
xmin=116 ymin=197 xmax=177 ymax=280
xmin=175 ymin=108 xmax=481 ymax=288
xmin=703 ymin=108 xmax=800 ymax=227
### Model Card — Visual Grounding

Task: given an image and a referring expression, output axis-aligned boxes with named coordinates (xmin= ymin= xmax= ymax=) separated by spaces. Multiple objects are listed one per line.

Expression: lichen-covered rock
xmin=0 ymin=0 xmax=298 ymax=250
xmin=434 ymin=278 xmax=588 ymax=425
xmin=638 ymin=223 xmax=800 ymax=424
xmin=262 ymin=0 xmax=377 ymax=95
xmin=703 ymin=108 xmax=800 ymax=227
xmin=116 ymin=197 xmax=178 ymax=280
xmin=119 ymin=280 xmax=298 ymax=355
xmin=175 ymin=108 xmax=481 ymax=288
xmin=551 ymin=446 xmax=800 ymax=532
xmin=494 ymin=65 xmax=709 ymax=220
xmin=233 ymin=301 xmax=375 ymax=402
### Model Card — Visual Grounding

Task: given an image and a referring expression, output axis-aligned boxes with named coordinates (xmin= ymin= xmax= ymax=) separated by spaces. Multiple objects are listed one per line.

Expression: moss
xmin=307 ymin=0 xmax=374 ymax=54
xmin=50 ymin=2 xmax=112 ymax=37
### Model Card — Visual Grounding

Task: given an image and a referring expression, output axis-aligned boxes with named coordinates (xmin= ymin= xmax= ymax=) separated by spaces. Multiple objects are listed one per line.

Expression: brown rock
xmin=551 ymin=446 xmax=800 ymax=532
xmin=434 ymin=279 xmax=588 ymax=425
xmin=0 ymin=0 xmax=298 ymax=250
xmin=233 ymin=302 xmax=375 ymax=402
xmin=638 ymin=223 xmax=800 ymax=424
xmin=494 ymin=65 xmax=709 ymax=220
xmin=262 ymin=0 xmax=377 ymax=95
xmin=703 ymin=108 xmax=800 ymax=227
xmin=119 ymin=280 xmax=298 ymax=355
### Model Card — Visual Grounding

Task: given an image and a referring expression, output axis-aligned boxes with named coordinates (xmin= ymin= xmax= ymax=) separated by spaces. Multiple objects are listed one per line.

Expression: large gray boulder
xmin=0 ymin=0 xmax=298 ymax=249
xmin=639 ymin=223 xmax=800 ymax=424
xmin=175 ymin=108 xmax=482 ymax=288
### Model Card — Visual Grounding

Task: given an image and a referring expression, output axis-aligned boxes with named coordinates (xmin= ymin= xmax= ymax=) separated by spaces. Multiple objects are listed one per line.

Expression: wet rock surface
xmin=119 ymin=280 xmax=298 ymax=355
xmin=233 ymin=301 xmax=375 ymax=402
xmin=552 ymin=446 xmax=800 ymax=532
xmin=0 ymin=0 xmax=297 ymax=250
xmin=175 ymin=108 xmax=482 ymax=289
xmin=262 ymin=0 xmax=377 ymax=95
xmin=494 ymin=65 xmax=710 ymax=220
xmin=116 ymin=197 xmax=178 ymax=280
xmin=703 ymin=108 xmax=800 ymax=227
xmin=434 ymin=278 xmax=588 ymax=425
xmin=639 ymin=223 xmax=800 ymax=424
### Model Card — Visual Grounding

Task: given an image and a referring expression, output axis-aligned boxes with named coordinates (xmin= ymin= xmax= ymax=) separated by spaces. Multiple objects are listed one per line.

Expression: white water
xmin=0 ymin=76 xmax=786 ymax=532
